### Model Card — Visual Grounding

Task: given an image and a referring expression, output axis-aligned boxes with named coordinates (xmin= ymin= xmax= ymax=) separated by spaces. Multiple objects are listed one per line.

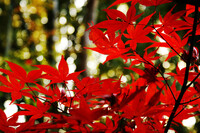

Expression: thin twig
xmin=186 ymin=73 xmax=200 ymax=88
xmin=173 ymin=105 xmax=186 ymax=118
xmin=180 ymin=96 xmax=200 ymax=105
xmin=134 ymin=51 xmax=176 ymax=101
xmin=26 ymin=83 xmax=38 ymax=98
xmin=152 ymin=26 xmax=184 ymax=61
xmin=26 ymin=83 xmax=69 ymax=115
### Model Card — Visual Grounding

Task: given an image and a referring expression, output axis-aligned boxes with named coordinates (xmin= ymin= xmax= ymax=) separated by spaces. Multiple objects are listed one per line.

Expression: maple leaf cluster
xmin=0 ymin=0 xmax=200 ymax=132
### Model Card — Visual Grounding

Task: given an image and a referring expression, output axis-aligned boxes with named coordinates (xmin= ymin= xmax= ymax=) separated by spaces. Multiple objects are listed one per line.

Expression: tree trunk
xmin=45 ymin=0 xmax=59 ymax=65
xmin=5 ymin=0 xmax=14 ymax=57
xmin=76 ymin=0 xmax=99 ymax=77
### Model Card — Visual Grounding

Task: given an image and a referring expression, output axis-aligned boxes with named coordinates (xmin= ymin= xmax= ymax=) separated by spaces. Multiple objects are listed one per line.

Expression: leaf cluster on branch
xmin=0 ymin=0 xmax=200 ymax=132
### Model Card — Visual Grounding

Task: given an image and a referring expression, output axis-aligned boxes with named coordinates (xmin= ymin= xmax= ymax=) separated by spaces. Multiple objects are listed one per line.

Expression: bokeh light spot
xmin=182 ymin=117 xmax=196 ymax=128
xmin=60 ymin=26 xmax=68 ymax=34
xmin=67 ymin=25 xmax=75 ymax=34
xmin=69 ymin=8 xmax=77 ymax=17
xmin=67 ymin=57 xmax=74 ymax=64
xmin=36 ymin=55 xmax=44 ymax=61
xmin=59 ymin=17 xmax=67 ymax=25
xmin=178 ymin=60 xmax=186 ymax=69
xmin=4 ymin=100 xmax=18 ymax=118
xmin=74 ymin=0 xmax=87 ymax=9
xmin=117 ymin=3 xmax=129 ymax=14
xmin=163 ymin=61 xmax=170 ymax=69
xmin=55 ymin=37 xmax=69 ymax=53
xmin=41 ymin=17 xmax=48 ymax=24
xmin=157 ymin=47 xmax=170 ymax=55
xmin=36 ymin=44 xmax=43 ymax=51
xmin=108 ymin=70 xmax=115 ymax=77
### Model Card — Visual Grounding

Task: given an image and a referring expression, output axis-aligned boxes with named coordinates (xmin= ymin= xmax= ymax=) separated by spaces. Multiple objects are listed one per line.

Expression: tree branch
xmin=164 ymin=4 xmax=199 ymax=133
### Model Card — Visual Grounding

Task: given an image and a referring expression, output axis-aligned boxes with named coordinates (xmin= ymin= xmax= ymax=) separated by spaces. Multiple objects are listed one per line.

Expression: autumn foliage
xmin=0 ymin=0 xmax=200 ymax=132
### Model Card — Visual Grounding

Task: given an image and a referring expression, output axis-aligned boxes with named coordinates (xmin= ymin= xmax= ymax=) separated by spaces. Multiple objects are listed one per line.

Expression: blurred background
xmin=0 ymin=0 xmax=114 ymax=77
xmin=0 ymin=0 xmax=199 ymax=132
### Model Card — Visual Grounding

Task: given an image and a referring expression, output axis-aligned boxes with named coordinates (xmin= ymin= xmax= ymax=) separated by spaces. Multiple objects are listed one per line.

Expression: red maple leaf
xmin=69 ymin=97 xmax=108 ymax=124
xmin=0 ymin=108 xmax=18 ymax=133
xmin=74 ymin=76 xmax=101 ymax=99
xmin=34 ymin=55 xmax=83 ymax=85
xmin=90 ymin=116 xmax=120 ymax=132
xmin=147 ymin=31 xmax=188 ymax=61
xmin=0 ymin=108 xmax=64 ymax=133
xmin=91 ymin=78 xmax=122 ymax=97
xmin=186 ymin=4 xmax=200 ymax=16
xmin=90 ymin=3 xmax=142 ymax=35
xmin=166 ymin=65 xmax=198 ymax=85
xmin=86 ymin=28 xmax=130 ymax=63
xmin=14 ymin=100 xmax=51 ymax=121
xmin=17 ymin=119 xmax=66 ymax=132
xmin=154 ymin=6 xmax=187 ymax=35
xmin=121 ymin=86 xmax=165 ymax=118
xmin=133 ymin=117 xmax=165 ymax=133
xmin=107 ymin=0 xmax=172 ymax=8
xmin=32 ymin=84 xmax=72 ymax=107
xmin=123 ymin=12 xmax=155 ymax=50
xmin=125 ymin=49 xmax=160 ymax=67
xmin=137 ymin=0 xmax=172 ymax=6
xmin=0 ymin=75 xmax=34 ymax=104
xmin=107 ymin=0 xmax=132 ymax=8
xmin=0 ymin=61 xmax=42 ymax=84
xmin=182 ymin=16 xmax=200 ymax=37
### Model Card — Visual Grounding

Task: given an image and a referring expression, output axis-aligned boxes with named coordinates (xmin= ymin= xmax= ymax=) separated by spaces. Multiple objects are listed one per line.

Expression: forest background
xmin=0 ymin=0 xmax=199 ymax=132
